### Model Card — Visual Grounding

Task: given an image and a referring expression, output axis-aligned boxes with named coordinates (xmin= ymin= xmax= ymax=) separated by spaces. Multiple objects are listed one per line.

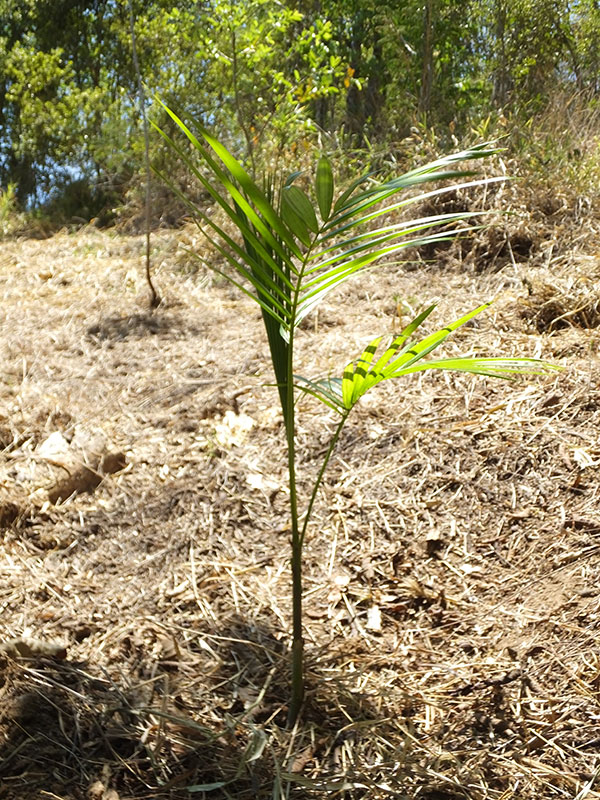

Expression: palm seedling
xmin=153 ymin=105 xmax=559 ymax=725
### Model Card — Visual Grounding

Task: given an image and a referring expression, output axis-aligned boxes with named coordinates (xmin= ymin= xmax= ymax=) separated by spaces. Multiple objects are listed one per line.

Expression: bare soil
xmin=1 ymin=187 xmax=600 ymax=800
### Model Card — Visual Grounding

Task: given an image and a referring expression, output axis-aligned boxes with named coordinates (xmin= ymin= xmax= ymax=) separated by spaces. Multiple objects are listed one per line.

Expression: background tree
xmin=1 ymin=0 xmax=599 ymax=217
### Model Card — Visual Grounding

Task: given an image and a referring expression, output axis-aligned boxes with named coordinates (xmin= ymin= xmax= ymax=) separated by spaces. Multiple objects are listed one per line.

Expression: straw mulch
xmin=1 ymin=194 xmax=600 ymax=800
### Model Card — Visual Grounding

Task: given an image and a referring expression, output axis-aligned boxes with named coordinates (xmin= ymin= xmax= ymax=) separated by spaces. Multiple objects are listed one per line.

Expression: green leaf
xmin=282 ymin=184 xmax=319 ymax=233
xmin=178 ymin=246 xmax=290 ymax=328
xmin=295 ymin=226 xmax=482 ymax=326
xmin=304 ymin=213 xmax=479 ymax=279
xmin=383 ymin=303 xmax=493 ymax=374
xmin=196 ymin=122 xmax=301 ymax=254
xmin=331 ymin=172 xmax=374 ymax=215
xmin=152 ymin=125 xmax=297 ymax=291
xmin=341 ymin=361 xmax=355 ymax=409
xmin=285 ymin=170 xmax=304 ymax=187
xmin=315 ymin=156 xmax=334 ymax=221
xmin=343 ymin=336 xmax=383 ymax=407
xmin=369 ymin=305 xmax=437 ymax=376
xmin=295 ymin=375 xmax=345 ymax=413
xmin=155 ymin=100 xmax=301 ymax=264
xmin=323 ymin=142 xmax=503 ymax=236
xmin=152 ymin=164 xmax=293 ymax=325
xmin=322 ymin=176 xmax=505 ymax=241
xmin=281 ymin=188 xmax=312 ymax=246
xmin=392 ymin=356 xmax=562 ymax=379
xmin=338 ymin=303 xmax=561 ymax=410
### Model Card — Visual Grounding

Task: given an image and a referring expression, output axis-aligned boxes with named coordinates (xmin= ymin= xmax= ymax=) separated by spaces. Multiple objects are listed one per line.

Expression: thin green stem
xmin=286 ymin=231 xmax=323 ymax=727
xmin=299 ymin=412 xmax=350 ymax=549
xmin=286 ymin=318 xmax=303 ymax=727
xmin=284 ymin=225 xmax=302 ymax=725
xmin=290 ymin=410 xmax=349 ymax=721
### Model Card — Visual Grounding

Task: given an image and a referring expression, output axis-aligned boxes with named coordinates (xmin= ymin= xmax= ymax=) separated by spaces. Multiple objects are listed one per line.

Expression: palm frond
xmin=294 ymin=225 xmax=481 ymax=328
xmin=301 ymin=215 xmax=480 ymax=287
xmin=156 ymin=101 xmax=508 ymax=337
xmin=339 ymin=304 xmax=561 ymax=410
xmin=320 ymin=176 xmax=505 ymax=241
xmin=393 ymin=356 xmax=562 ymax=379
xmin=157 ymin=101 xmax=301 ymax=261
xmin=152 ymin=136 xmax=296 ymax=323
xmin=322 ymin=143 xmax=501 ymax=231
xmin=294 ymin=376 xmax=345 ymax=413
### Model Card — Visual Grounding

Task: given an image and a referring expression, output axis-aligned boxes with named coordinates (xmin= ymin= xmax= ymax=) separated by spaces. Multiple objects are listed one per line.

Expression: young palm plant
xmin=154 ymin=104 xmax=559 ymax=725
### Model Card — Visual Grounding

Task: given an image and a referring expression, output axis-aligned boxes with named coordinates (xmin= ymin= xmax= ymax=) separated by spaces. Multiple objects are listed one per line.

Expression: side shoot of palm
xmin=153 ymin=104 xmax=559 ymax=725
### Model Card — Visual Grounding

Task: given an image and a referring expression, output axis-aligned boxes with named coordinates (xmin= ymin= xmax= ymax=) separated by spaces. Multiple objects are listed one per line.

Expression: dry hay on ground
xmin=0 ymin=223 xmax=600 ymax=800
xmin=520 ymin=270 xmax=600 ymax=333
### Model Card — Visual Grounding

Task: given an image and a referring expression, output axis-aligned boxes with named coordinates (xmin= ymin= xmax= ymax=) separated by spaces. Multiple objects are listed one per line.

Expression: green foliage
xmin=196 ymin=0 xmax=351 ymax=170
xmin=0 ymin=183 xmax=24 ymax=237
xmin=156 ymin=104 xmax=560 ymax=723
xmin=0 ymin=0 xmax=355 ymax=210
xmin=5 ymin=42 xmax=97 ymax=162
xmin=2 ymin=0 xmax=600 ymax=214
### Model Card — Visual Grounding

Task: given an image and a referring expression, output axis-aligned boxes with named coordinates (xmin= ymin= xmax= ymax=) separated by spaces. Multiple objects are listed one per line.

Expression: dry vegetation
xmin=1 ymin=170 xmax=600 ymax=800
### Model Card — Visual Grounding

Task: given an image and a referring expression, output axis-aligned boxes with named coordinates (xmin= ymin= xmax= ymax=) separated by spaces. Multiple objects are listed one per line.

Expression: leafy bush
xmin=0 ymin=184 xmax=25 ymax=238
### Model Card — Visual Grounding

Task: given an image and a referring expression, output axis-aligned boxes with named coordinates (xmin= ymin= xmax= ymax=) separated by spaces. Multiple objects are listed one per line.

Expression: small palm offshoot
xmin=154 ymin=103 xmax=559 ymax=726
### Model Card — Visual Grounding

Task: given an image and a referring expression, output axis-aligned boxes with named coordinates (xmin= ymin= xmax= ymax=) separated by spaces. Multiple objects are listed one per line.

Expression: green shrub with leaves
xmin=0 ymin=183 xmax=24 ymax=238
xmin=154 ymin=104 xmax=559 ymax=725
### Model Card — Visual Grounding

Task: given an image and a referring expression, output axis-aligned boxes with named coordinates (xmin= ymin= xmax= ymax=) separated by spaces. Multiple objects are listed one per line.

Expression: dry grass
xmin=520 ymin=271 xmax=600 ymax=333
xmin=1 ymin=186 xmax=600 ymax=800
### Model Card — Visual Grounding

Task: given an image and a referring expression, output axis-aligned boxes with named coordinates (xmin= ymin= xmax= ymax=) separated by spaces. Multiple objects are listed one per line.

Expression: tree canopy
xmin=1 ymin=0 xmax=599 ymax=214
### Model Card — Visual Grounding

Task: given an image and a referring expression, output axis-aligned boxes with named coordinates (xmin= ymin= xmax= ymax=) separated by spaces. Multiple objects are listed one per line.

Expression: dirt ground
xmin=1 ymin=180 xmax=600 ymax=799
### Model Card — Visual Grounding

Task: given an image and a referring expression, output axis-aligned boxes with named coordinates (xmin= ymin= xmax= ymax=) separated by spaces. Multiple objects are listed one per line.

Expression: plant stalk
xmin=286 ymin=354 xmax=303 ymax=726
xmin=300 ymin=412 xmax=349 ymax=548
xmin=287 ymin=406 xmax=349 ymax=725
xmin=289 ymin=530 xmax=303 ymax=726
xmin=128 ymin=0 xmax=159 ymax=308
xmin=285 ymin=233 xmax=333 ymax=725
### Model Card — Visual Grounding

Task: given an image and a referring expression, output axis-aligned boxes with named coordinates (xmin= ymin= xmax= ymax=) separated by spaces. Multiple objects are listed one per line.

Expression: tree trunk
xmin=419 ymin=0 xmax=435 ymax=120
xmin=492 ymin=0 xmax=511 ymax=106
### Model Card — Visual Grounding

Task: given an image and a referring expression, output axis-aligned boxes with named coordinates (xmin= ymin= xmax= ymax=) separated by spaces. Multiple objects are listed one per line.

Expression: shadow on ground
xmin=0 ymin=618 xmax=395 ymax=800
